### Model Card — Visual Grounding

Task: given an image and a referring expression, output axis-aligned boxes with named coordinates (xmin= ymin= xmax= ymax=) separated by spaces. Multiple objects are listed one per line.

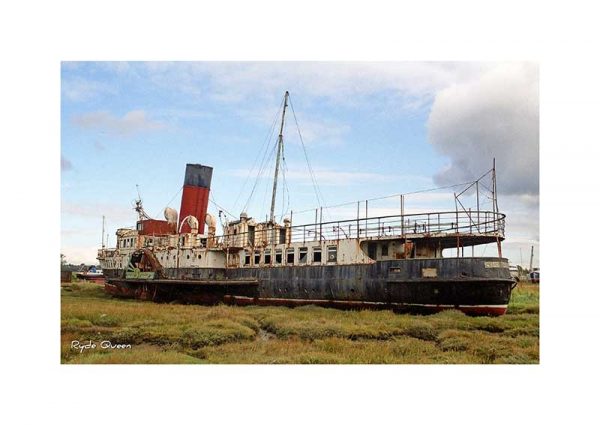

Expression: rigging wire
xmin=153 ymin=185 xmax=183 ymax=219
xmin=288 ymin=95 xmax=329 ymax=219
xmin=291 ymin=180 xmax=476 ymax=215
xmin=243 ymin=135 xmax=279 ymax=214
xmin=279 ymin=155 xmax=291 ymax=222
xmin=209 ymin=196 xmax=236 ymax=219
xmin=261 ymin=114 xmax=288 ymax=220
xmin=233 ymin=97 xmax=284 ymax=214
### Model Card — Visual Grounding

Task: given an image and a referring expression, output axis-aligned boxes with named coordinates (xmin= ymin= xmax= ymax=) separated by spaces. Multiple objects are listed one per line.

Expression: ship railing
xmin=289 ymin=210 xmax=505 ymax=243
xmin=214 ymin=210 xmax=505 ymax=248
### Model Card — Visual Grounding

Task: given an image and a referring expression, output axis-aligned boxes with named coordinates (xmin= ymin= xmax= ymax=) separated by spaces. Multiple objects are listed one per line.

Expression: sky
xmin=61 ymin=61 xmax=539 ymax=267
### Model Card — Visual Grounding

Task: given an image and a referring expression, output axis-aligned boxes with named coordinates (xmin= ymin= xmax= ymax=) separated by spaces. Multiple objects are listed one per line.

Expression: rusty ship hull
xmin=103 ymin=256 xmax=513 ymax=316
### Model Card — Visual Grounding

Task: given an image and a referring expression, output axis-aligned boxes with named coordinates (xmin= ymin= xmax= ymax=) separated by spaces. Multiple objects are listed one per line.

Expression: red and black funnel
xmin=179 ymin=164 xmax=213 ymax=234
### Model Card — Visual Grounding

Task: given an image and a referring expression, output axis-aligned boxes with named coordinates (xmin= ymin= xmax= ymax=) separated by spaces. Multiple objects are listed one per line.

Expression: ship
xmin=75 ymin=265 xmax=104 ymax=282
xmin=98 ymin=91 xmax=515 ymax=316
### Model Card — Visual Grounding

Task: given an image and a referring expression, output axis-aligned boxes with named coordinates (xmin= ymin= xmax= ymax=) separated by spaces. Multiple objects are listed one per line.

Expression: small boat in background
xmin=76 ymin=265 xmax=105 ymax=282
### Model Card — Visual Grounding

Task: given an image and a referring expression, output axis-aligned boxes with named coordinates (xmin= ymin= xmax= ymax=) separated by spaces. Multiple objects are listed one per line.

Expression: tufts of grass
xmin=437 ymin=330 xmax=538 ymax=364
xmin=402 ymin=322 xmax=439 ymax=341
xmin=507 ymin=284 xmax=539 ymax=314
xmin=61 ymin=280 xmax=539 ymax=364
xmin=193 ymin=336 xmax=444 ymax=364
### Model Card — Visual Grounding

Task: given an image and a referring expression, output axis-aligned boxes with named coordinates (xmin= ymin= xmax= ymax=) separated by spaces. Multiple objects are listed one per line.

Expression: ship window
xmin=382 ymin=243 xmax=388 ymax=256
xmin=367 ymin=243 xmax=377 ymax=260
xmin=327 ymin=246 xmax=337 ymax=263
xmin=279 ymin=228 xmax=286 ymax=244
xmin=313 ymin=248 xmax=322 ymax=263
xmin=187 ymin=255 xmax=190 ymax=259
xmin=264 ymin=249 xmax=271 ymax=265
xmin=299 ymin=247 xmax=308 ymax=264
xmin=275 ymin=249 xmax=282 ymax=264
xmin=254 ymin=251 xmax=261 ymax=265
xmin=248 ymin=225 xmax=255 ymax=246
xmin=198 ymin=254 xmax=202 ymax=259
xmin=286 ymin=248 xmax=295 ymax=264
xmin=244 ymin=252 xmax=251 ymax=266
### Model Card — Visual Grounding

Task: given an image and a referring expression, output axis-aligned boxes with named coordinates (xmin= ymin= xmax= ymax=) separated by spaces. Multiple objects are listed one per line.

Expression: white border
xmin=3 ymin=1 xmax=599 ymax=424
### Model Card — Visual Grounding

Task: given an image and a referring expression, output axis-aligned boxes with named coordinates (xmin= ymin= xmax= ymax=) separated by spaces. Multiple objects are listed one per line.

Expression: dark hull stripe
xmin=102 ymin=257 xmax=514 ymax=316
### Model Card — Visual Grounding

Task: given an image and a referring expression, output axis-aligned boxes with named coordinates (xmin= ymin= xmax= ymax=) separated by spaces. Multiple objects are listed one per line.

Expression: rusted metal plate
xmin=421 ymin=267 xmax=438 ymax=278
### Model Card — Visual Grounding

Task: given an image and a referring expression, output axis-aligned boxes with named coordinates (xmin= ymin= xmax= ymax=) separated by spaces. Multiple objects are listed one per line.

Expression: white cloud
xmin=427 ymin=62 xmax=539 ymax=196
xmin=105 ymin=62 xmax=498 ymax=112
xmin=62 ymin=77 xmax=116 ymax=102
xmin=287 ymin=115 xmax=349 ymax=146
xmin=62 ymin=202 xmax=133 ymax=222
xmin=230 ymin=166 xmax=390 ymax=186
xmin=188 ymin=62 xmax=495 ymax=106
xmin=61 ymin=245 xmax=100 ymax=265
xmin=71 ymin=109 xmax=165 ymax=136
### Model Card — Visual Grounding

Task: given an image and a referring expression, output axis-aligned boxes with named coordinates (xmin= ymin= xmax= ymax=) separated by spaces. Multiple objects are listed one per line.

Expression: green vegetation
xmin=61 ymin=282 xmax=539 ymax=364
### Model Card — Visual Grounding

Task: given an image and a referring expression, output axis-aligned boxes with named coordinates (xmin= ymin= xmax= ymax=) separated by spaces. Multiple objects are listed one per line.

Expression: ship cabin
xmin=99 ymin=206 xmax=505 ymax=272
xmin=217 ymin=207 xmax=504 ymax=269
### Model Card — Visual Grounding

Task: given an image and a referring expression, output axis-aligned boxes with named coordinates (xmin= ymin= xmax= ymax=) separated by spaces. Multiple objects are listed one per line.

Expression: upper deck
xmin=217 ymin=209 xmax=505 ymax=250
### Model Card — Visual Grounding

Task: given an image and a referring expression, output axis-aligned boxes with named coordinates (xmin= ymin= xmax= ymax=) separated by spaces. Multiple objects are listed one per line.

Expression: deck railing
xmin=215 ymin=210 xmax=505 ymax=248
xmin=288 ymin=210 xmax=505 ymax=243
xmin=102 ymin=210 xmax=505 ymax=253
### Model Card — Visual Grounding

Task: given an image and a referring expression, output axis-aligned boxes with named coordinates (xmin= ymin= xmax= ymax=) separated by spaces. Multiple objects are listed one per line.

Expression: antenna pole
xmin=101 ymin=215 xmax=106 ymax=249
xmin=270 ymin=91 xmax=289 ymax=223
xmin=529 ymin=245 xmax=534 ymax=272
xmin=492 ymin=158 xmax=498 ymax=214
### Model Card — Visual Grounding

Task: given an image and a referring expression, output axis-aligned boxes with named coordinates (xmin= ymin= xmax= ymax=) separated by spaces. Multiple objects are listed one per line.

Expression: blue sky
xmin=61 ymin=62 xmax=539 ymax=267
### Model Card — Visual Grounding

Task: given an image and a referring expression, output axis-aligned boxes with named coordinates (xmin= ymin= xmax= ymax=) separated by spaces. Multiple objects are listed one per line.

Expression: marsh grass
xmin=61 ymin=282 xmax=539 ymax=364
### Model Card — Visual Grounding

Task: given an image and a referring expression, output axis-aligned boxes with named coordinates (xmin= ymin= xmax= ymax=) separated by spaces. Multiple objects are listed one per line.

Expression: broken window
xmin=244 ymin=252 xmax=251 ymax=266
xmin=279 ymin=228 xmax=286 ymax=244
xmin=286 ymin=248 xmax=295 ymax=264
xmin=299 ymin=247 xmax=308 ymax=264
xmin=248 ymin=225 xmax=255 ymax=246
xmin=368 ymin=243 xmax=377 ymax=259
xmin=264 ymin=249 xmax=271 ymax=265
xmin=313 ymin=248 xmax=322 ymax=263
xmin=254 ymin=251 xmax=261 ymax=265
xmin=275 ymin=249 xmax=282 ymax=264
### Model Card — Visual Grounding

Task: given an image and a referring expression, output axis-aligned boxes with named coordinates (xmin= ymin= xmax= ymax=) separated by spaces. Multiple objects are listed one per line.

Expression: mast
xmin=101 ymin=215 xmax=106 ymax=249
xmin=269 ymin=91 xmax=289 ymax=223
xmin=492 ymin=158 xmax=498 ymax=214
xmin=529 ymin=245 xmax=534 ymax=272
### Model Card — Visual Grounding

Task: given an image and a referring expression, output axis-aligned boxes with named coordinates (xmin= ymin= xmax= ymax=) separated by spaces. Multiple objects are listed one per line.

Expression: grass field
xmin=61 ymin=281 xmax=539 ymax=364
